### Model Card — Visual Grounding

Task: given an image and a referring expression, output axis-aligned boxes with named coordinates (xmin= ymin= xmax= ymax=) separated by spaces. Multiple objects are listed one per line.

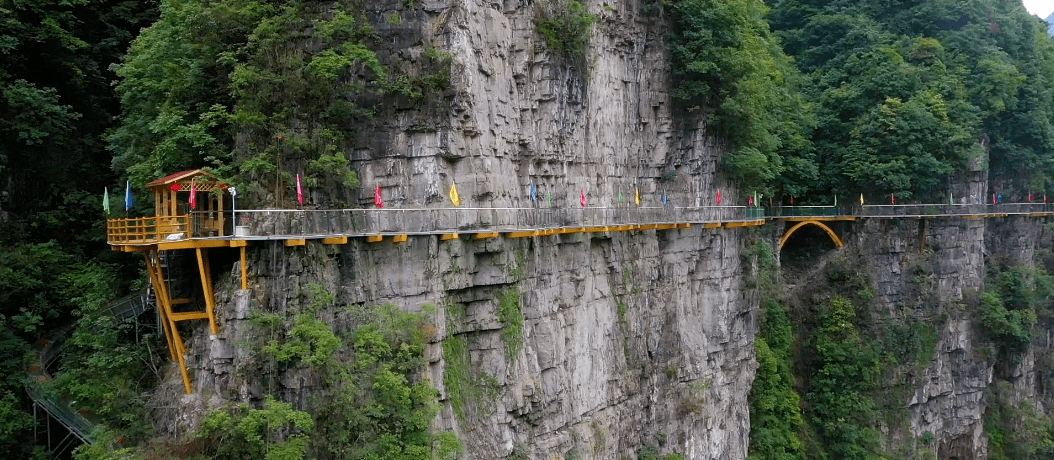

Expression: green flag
xmin=102 ymin=187 xmax=110 ymax=215
xmin=547 ymin=190 xmax=552 ymax=207
xmin=618 ymin=190 xmax=623 ymax=204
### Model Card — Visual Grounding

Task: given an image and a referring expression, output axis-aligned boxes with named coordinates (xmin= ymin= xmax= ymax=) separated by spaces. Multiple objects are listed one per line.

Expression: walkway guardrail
xmin=108 ymin=202 xmax=1054 ymax=244
xmin=233 ymin=206 xmax=756 ymax=238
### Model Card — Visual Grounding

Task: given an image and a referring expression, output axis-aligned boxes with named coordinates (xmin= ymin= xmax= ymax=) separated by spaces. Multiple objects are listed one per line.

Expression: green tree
xmin=670 ymin=0 xmax=815 ymax=194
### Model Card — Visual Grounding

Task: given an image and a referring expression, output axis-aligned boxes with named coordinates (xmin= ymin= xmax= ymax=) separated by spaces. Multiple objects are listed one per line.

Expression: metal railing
xmin=25 ymin=288 xmax=155 ymax=451
xmin=107 ymin=202 xmax=1054 ymax=244
xmin=231 ymin=206 xmax=757 ymax=238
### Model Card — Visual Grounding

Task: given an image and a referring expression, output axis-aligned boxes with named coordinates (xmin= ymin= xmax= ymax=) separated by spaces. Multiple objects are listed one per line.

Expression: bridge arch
xmin=779 ymin=220 xmax=845 ymax=250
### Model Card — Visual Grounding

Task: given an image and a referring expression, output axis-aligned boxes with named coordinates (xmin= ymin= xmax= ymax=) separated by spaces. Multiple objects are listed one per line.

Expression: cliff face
xmin=160 ymin=0 xmax=756 ymax=459
xmin=140 ymin=1 xmax=1054 ymax=459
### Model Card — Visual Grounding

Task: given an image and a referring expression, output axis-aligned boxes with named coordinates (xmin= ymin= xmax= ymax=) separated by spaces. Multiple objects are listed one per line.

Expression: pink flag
xmin=993 ymin=194 xmax=996 ymax=205
xmin=716 ymin=190 xmax=722 ymax=205
xmin=374 ymin=185 xmax=384 ymax=208
xmin=296 ymin=174 xmax=304 ymax=205
xmin=580 ymin=190 xmax=587 ymax=207
xmin=891 ymin=193 xmax=895 ymax=205
xmin=1030 ymin=192 xmax=1034 ymax=202
xmin=189 ymin=181 xmax=197 ymax=209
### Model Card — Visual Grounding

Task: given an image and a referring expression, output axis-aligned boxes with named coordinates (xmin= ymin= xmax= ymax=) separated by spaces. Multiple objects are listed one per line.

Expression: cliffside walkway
xmin=104 ymin=199 xmax=1053 ymax=394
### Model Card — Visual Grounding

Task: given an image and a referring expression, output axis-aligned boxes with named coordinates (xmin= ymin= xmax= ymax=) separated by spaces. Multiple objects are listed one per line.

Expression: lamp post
xmin=229 ymin=187 xmax=238 ymax=236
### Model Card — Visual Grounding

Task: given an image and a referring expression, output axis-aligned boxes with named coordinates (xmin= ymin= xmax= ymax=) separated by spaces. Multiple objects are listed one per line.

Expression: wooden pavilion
xmin=105 ymin=169 xmax=249 ymax=394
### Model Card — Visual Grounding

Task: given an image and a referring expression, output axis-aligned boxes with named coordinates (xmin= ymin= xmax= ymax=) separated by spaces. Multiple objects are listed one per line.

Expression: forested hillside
xmin=3 ymin=0 xmax=1054 ymax=459
xmin=0 ymin=1 xmax=158 ymax=458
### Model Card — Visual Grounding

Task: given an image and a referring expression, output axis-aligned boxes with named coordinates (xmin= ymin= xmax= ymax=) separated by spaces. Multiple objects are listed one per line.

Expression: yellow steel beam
xmin=440 ymin=233 xmax=459 ymax=241
xmin=229 ymin=239 xmax=249 ymax=247
xmin=169 ymin=311 xmax=211 ymax=322
xmin=779 ymin=220 xmax=844 ymax=250
xmin=393 ymin=234 xmax=409 ymax=243
xmin=585 ymin=226 xmax=610 ymax=233
xmin=506 ymin=231 xmax=539 ymax=238
xmin=195 ymin=248 xmax=219 ymax=335
xmin=654 ymin=224 xmax=677 ymax=230
xmin=366 ymin=235 xmax=384 ymax=243
xmin=726 ymin=220 xmax=766 ymax=228
xmin=704 ymin=222 xmax=722 ymax=229
xmin=240 ymin=246 xmax=248 ymax=290
xmin=474 ymin=232 xmax=500 ymax=239
xmin=322 ymin=236 xmax=348 ymax=245
xmin=284 ymin=239 xmax=306 ymax=247
xmin=143 ymin=253 xmax=176 ymax=361
xmin=638 ymin=224 xmax=657 ymax=231
xmin=157 ymin=239 xmax=231 ymax=251
xmin=677 ymin=223 xmax=691 ymax=229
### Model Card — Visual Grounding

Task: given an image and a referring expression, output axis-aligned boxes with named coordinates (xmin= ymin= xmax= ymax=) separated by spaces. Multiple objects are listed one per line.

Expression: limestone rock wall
xmin=157 ymin=0 xmax=758 ymax=459
xmin=176 ymin=226 xmax=755 ymax=459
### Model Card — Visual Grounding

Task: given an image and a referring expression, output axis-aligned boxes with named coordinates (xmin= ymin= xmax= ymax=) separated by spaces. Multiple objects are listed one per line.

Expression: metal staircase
xmin=25 ymin=287 xmax=156 ymax=458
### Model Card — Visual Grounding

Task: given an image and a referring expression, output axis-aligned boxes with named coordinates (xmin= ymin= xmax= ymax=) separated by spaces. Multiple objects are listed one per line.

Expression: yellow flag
xmin=860 ymin=193 xmax=864 ymax=206
xmin=635 ymin=187 xmax=641 ymax=206
xmin=450 ymin=183 xmax=461 ymax=206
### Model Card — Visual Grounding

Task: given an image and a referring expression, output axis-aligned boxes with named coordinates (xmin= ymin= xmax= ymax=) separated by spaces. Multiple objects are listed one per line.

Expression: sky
xmin=1023 ymin=0 xmax=1054 ymax=19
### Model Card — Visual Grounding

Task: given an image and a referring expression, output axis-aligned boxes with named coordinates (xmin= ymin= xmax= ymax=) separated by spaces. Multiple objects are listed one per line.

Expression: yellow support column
xmin=143 ymin=252 xmax=176 ymax=361
xmin=195 ymin=248 xmax=219 ymax=335
xmin=147 ymin=250 xmax=192 ymax=394
xmin=240 ymin=246 xmax=248 ymax=290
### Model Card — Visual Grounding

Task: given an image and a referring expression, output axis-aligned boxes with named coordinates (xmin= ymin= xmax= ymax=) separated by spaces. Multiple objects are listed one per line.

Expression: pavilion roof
xmin=146 ymin=169 xmax=214 ymax=188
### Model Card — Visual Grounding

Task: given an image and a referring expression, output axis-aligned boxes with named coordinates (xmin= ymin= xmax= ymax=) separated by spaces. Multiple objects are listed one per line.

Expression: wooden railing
xmin=107 ymin=215 xmax=190 ymax=244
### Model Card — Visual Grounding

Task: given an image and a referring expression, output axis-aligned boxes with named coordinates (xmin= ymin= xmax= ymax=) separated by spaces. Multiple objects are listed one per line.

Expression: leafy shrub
xmin=534 ymin=1 xmax=597 ymax=61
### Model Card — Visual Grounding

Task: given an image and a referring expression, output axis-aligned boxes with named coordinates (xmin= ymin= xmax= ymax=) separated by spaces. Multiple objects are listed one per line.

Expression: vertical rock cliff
xmin=157 ymin=1 xmax=757 ymax=459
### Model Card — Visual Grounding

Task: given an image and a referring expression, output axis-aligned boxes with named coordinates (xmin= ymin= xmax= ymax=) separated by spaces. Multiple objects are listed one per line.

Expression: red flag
xmin=748 ymin=196 xmax=754 ymax=206
xmin=790 ymin=196 xmax=793 ymax=205
xmin=189 ymin=181 xmax=197 ymax=209
xmin=716 ymin=190 xmax=722 ymax=205
xmin=891 ymin=193 xmax=895 ymax=205
xmin=580 ymin=190 xmax=587 ymax=207
xmin=296 ymin=174 xmax=304 ymax=205
xmin=1030 ymin=192 xmax=1034 ymax=202
xmin=993 ymin=194 xmax=996 ymax=205
xmin=374 ymin=185 xmax=384 ymax=208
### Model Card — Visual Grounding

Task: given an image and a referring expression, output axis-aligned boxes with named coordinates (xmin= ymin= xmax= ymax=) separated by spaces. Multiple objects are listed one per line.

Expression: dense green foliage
xmin=109 ymin=0 xmax=454 ymax=206
xmin=986 ymin=380 xmax=1054 ymax=460
xmin=747 ymin=241 xmax=804 ymax=460
xmin=768 ymin=0 xmax=1054 ymax=201
xmin=670 ymin=0 xmax=815 ymax=195
xmin=534 ymin=0 xmax=597 ymax=62
xmin=0 ymin=1 xmax=158 ymax=456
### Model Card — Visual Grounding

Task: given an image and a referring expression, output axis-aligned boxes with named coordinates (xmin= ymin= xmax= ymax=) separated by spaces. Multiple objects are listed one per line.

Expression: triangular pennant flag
xmin=125 ymin=180 xmax=134 ymax=211
xmin=102 ymin=187 xmax=110 ymax=215
xmin=580 ymin=189 xmax=587 ymax=207
xmin=374 ymin=185 xmax=384 ymax=208
xmin=635 ymin=188 xmax=641 ymax=206
xmin=296 ymin=174 xmax=304 ymax=205
xmin=190 ymin=180 xmax=198 ymax=209
xmin=449 ymin=183 xmax=461 ymax=207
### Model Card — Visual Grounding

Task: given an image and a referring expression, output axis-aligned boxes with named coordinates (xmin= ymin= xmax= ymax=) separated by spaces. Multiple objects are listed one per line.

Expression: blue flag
xmin=662 ymin=190 xmax=668 ymax=206
xmin=124 ymin=180 xmax=134 ymax=211
xmin=530 ymin=183 xmax=537 ymax=202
